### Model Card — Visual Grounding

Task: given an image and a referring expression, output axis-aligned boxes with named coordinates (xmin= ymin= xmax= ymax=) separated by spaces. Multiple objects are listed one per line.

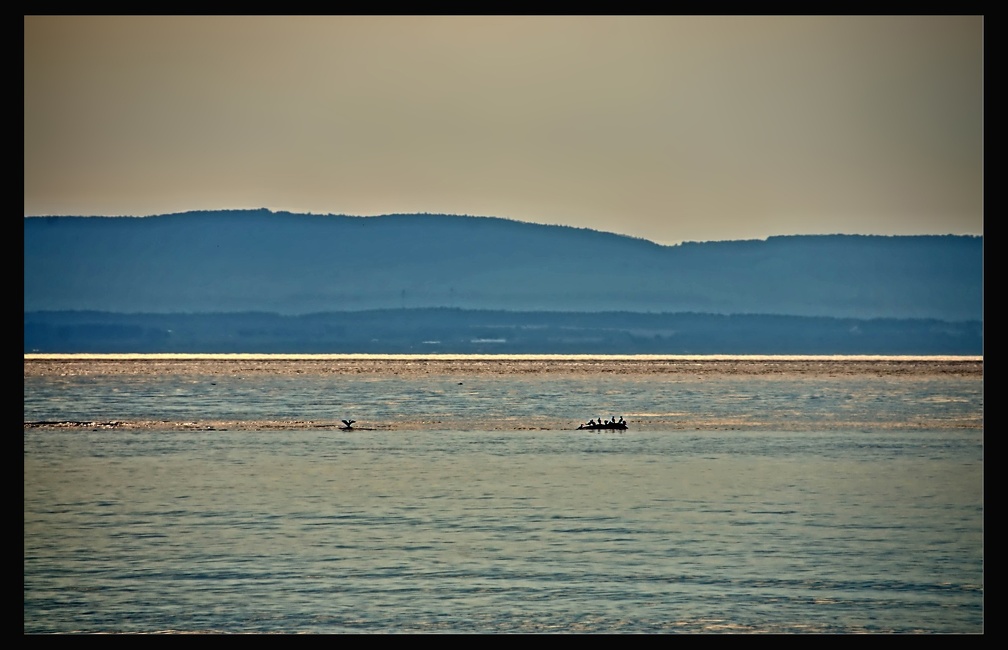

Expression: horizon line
xmin=24 ymin=353 xmax=983 ymax=362
xmin=22 ymin=209 xmax=983 ymax=247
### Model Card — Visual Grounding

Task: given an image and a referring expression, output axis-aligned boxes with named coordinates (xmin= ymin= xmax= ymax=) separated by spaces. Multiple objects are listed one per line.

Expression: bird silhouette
xmin=341 ymin=419 xmax=355 ymax=429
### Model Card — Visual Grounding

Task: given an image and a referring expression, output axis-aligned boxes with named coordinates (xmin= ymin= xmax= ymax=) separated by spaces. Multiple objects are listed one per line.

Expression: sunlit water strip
xmin=24 ymin=353 xmax=984 ymax=361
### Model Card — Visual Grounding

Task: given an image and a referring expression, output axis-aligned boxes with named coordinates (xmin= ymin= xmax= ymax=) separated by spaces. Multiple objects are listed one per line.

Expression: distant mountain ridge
xmin=24 ymin=209 xmax=983 ymax=321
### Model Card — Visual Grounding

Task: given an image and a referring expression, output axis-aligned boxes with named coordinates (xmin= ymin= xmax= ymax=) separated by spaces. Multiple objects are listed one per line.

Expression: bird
xmin=341 ymin=419 xmax=355 ymax=429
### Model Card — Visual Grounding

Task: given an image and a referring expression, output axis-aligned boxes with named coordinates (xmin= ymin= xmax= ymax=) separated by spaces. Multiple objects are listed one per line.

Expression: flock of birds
xmin=339 ymin=417 xmax=627 ymax=431
xmin=577 ymin=416 xmax=628 ymax=430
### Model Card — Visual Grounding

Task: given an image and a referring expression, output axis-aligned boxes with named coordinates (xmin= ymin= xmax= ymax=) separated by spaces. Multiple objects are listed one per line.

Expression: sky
xmin=23 ymin=15 xmax=983 ymax=246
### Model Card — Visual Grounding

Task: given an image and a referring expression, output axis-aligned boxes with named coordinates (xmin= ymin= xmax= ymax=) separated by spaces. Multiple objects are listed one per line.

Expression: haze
xmin=23 ymin=16 xmax=983 ymax=245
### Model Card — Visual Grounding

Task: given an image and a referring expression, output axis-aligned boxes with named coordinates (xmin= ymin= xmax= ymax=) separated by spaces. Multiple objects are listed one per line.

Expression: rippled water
xmin=24 ymin=356 xmax=984 ymax=633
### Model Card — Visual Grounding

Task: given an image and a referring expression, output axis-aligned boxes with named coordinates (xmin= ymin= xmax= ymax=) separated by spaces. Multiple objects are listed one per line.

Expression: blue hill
xmin=24 ymin=209 xmax=983 ymax=321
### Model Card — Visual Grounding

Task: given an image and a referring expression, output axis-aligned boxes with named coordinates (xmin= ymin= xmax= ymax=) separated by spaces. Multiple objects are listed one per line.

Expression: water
xmin=24 ymin=355 xmax=984 ymax=633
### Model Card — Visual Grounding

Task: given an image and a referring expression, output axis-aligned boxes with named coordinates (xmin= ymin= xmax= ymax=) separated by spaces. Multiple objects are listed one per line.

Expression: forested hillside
xmin=24 ymin=210 xmax=983 ymax=321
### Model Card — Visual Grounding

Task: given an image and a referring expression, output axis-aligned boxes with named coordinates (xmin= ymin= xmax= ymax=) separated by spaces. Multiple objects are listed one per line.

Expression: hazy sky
xmin=24 ymin=15 xmax=983 ymax=245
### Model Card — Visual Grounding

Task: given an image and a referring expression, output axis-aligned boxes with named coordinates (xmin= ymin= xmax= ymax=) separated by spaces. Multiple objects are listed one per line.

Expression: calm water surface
xmin=24 ymin=356 xmax=984 ymax=633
